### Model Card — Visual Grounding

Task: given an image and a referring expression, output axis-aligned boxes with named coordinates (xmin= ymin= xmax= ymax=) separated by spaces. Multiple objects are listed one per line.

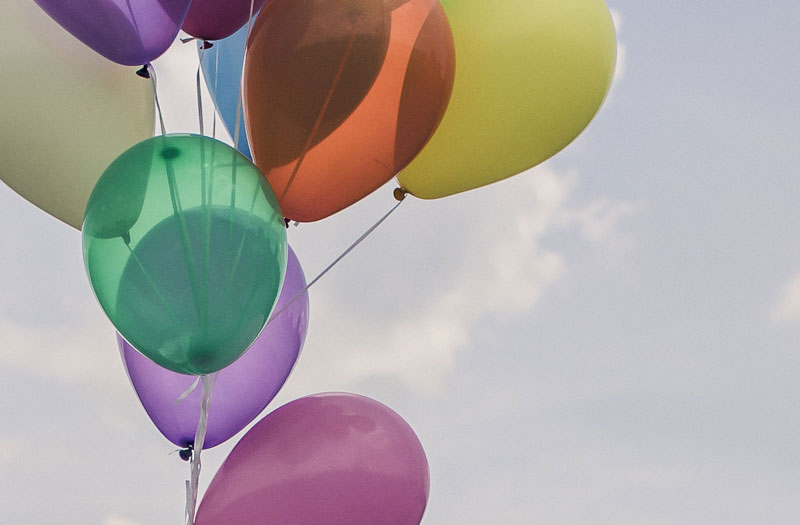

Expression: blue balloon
xmin=199 ymin=24 xmax=251 ymax=159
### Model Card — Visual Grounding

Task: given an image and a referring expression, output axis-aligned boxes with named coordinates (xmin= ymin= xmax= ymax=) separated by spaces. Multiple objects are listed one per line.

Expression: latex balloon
xmin=0 ymin=1 xmax=154 ymax=229
xmin=196 ymin=393 xmax=430 ymax=525
xmin=396 ymin=0 xmax=617 ymax=198
xmin=83 ymin=135 xmax=287 ymax=375
xmin=183 ymin=0 xmax=267 ymax=41
xmin=120 ymin=246 xmax=308 ymax=449
xmin=198 ymin=23 xmax=253 ymax=159
xmin=33 ymin=0 xmax=191 ymax=66
xmin=244 ymin=0 xmax=455 ymax=222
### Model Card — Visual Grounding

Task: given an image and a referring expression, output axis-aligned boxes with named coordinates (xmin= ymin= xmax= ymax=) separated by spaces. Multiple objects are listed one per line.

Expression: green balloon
xmin=83 ymin=135 xmax=288 ymax=375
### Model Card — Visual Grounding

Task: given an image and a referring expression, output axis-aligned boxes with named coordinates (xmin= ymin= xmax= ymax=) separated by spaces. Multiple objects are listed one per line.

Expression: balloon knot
xmin=201 ymin=40 xmax=214 ymax=50
xmin=393 ymin=187 xmax=408 ymax=202
xmin=180 ymin=37 xmax=197 ymax=44
xmin=179 ymin=445 xmax=193 ymax=462
xmin=284 ymin=218 xmax=290 ymax=229
xmin=135 ymin=66 xmax=150 ymax=79
xmin=121 ymin=231 xmax=131 ymax=245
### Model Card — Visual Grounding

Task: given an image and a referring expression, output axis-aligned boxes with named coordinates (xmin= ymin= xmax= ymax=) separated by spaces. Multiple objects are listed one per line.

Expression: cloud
xmin=772 ymin=273 xmax=800 ymax=322
xmin=289 ymin=168 xmax=642 ymax=395
xmin=0 ymin=302 xmax=124 ymax=394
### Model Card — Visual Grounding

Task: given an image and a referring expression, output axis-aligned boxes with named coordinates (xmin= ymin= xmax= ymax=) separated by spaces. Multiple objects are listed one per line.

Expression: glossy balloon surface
xmin=120 ymin=246 xmax=308 ymax=449
xmin=0 ymin=1 xmax=153 ymax=229
xmin=183 ymin=0 xmax=267 ymax=41
xmin=34 ymin=0 xmax=191 ymax=65
xmin=397 ymin=0 xmax=617 ymax=198
xmin=245 ymin=0 xmax=455 ymax=221
xmin=196 ymin=393 xmax=430 ymax=525
xmin=198 ymin=23 xmax=253 ymax=159
xmin=84 ymin=135 xmax=287 ymax=375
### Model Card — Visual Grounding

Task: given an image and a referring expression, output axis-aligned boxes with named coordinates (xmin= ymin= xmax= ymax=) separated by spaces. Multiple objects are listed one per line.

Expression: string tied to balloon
xmin=269 ymin=193 xmax=406 ymax=322
xmin=141 ymin=63 xmax=167 ymax=136
xmin=185 ymin=372 xmax=218 ymax=525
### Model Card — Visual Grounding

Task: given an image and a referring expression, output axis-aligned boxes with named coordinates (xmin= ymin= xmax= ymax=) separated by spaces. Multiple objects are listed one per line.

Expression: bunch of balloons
xmin=1 ymin=0 xmax=617 ymax=523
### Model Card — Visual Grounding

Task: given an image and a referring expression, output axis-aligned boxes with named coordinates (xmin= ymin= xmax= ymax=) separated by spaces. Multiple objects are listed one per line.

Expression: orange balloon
xmin=244 ymin=0 xmax=455 ymax=222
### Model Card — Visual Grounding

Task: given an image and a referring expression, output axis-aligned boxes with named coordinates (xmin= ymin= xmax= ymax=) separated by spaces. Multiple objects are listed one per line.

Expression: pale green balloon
xmin=397 ymin=0 xmax=617 ymax=199
xmin=0 ymin=0 xmax=154 ymax=229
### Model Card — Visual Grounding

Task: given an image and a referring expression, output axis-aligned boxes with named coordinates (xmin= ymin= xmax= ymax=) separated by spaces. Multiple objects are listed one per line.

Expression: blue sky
xmin=2 ymin=1 xmax=800 ymax=523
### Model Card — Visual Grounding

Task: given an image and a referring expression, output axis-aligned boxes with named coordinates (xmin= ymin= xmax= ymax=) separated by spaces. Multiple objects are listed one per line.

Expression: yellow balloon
xmin=396 ymin=0 xmax=617 ymax=199
xmin=0 ymin=1 xmax=154 ymax=229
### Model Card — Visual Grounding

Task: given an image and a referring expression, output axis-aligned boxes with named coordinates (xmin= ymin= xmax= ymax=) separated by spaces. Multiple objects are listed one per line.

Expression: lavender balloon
xmin=196 ymin=393 xmax=431 ymax=525
xmin=34 ymin=0 xmax=191 ymax=65
xmin=120 ymin=246 xmax=309 ymax=449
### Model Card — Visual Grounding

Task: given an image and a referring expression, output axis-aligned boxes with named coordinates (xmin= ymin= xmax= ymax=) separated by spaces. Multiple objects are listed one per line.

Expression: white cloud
xmin=772 ymin=273 xmax=800 ymax=322
xmin=289 ymin=168 xmax=641 ymax=394
xmin=0 ymin=303 xmax=123 ymax=393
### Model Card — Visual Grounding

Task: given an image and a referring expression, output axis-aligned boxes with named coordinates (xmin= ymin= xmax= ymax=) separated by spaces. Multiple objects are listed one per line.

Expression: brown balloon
xmin=244 ymin=0 xmax=455 ymax=222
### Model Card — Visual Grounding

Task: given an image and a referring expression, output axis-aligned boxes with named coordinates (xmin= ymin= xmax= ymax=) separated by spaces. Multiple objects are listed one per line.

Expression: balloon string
xmin=175 ymin=377 xmax=201 ymax=405
xmin=269 ymin=194 xmax=406 ymax=325
xmin=146 ymin=64 xmax=167 ymax=136
xmin=185 ymin=373 xmax=217 ymax=525
xmin=196 ymin=46 xmax=206 ymax=136
xmin=226 ymin=0 xmax=256 ymax=290
xmin=233 ymin=0 xmax=257 ymax=153
xmin=163 ymin=151 xmax=206 ymax=328
xmin=279 ymin=19 xmax=361 ymax=201
xmin=212 ymin=48 xmax=220 ymax=140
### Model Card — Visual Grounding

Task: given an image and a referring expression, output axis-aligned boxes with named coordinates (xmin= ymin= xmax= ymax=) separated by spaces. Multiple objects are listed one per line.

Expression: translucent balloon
xmin=0 ymin=1 xmax=153 ymax=229
xmin=244 ymin=0 xmax=455 ymax=222
xmin=183 ymin=0 xmax=267 ymax=41
xmin=196 ymin=393 xmax=430 ymax=524
xmin=34 ymin=0 xmax=191 ymax=66
xmin=120 ymin=246 xmax=308 ymax=449
xmin=83 ymin=135 xmax=287 ymax=375
xmin=198 ymin=23 xmax=253 ymax=159
xmin=396 ymin=0 xmax=617 ymax=198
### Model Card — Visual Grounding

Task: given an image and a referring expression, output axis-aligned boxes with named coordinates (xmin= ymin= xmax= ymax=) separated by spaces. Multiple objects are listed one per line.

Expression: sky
xmin=2 ymin=1 xmax=800 ymax=524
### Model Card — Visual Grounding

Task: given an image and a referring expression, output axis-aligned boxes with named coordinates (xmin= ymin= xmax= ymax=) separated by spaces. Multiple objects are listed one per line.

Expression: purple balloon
xmin=34 ymin=0 xmax=191 ymax=66
xmin=196 ymin=393 xmax=430 ymax=525
xmin=119 ymin=246 xmax=309 ymax=449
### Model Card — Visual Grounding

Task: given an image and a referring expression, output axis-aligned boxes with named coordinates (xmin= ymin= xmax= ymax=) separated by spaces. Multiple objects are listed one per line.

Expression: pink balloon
xmin=182 ymin=0 xmax=267 ymax=41
xmin=196 ymin=393 xmax=430 ymax=525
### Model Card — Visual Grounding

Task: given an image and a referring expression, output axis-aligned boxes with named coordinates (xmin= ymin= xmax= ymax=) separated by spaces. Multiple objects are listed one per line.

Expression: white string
xmin=185 ymin=372 xmax=217 ymax=525
xmin=233 ymin=0 xmax=257 ymax=152
xmin=196 ymin=45 xmax=206 ymax=136
xmin=269 ymin=197 xmax=406 ymax=323
xmin=146 ymin=64 xmax=167 ymax=136
xmin=174 ymin=377 xmax=200 ymax=404
xmin=212 ymin=49 xmax=219 ymax=140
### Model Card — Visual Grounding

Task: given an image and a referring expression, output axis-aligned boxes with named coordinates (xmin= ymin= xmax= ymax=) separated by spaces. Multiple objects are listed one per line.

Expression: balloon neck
xmin=135 ymin=65 xmax=150 ymax=79
xmin=393 ymin=187 xmax=408 ymax=202
xmin=179 ymin=445 xmax=193 ymax=462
